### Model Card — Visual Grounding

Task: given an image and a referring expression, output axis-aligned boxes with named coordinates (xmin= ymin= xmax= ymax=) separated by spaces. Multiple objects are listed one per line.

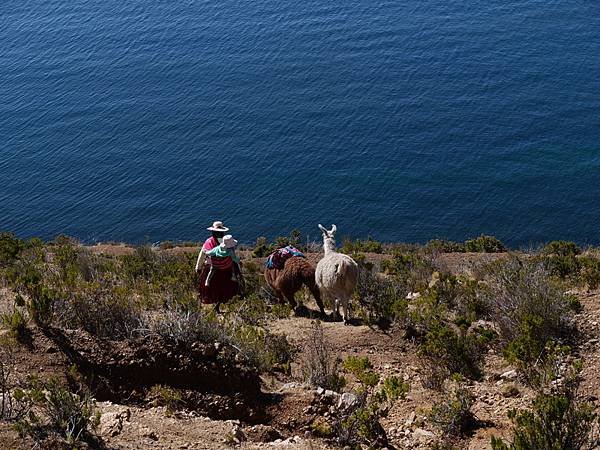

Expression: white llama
xmin=315 ymin=224 xmax=359 ymax=324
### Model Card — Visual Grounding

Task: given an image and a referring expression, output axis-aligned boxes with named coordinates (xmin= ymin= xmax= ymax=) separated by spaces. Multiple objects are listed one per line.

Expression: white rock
xmin=337 ymin=392 xmax=360 ymax=410
xmin=500 ymin=369 xmax=517 ymax=379
xmin=413 ymin=428 xmax=435 ymax=442
xmin=100 ymin=408 xmax=131 ymax=437
xmin=324 ymin=389 xmax=338 ymax=398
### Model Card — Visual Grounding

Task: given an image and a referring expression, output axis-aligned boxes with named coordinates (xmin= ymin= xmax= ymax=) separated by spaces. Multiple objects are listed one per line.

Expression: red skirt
xmin=198 ymin=265 xmax=239 ymax=304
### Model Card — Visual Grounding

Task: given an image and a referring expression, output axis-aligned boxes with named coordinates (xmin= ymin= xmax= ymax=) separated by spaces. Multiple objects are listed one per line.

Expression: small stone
xmin=501 ymin=383 xmax=520 ymax=398
xmin=316 ymin=387 xmax=325 ymax=395
xmin=337 ymin=392 xmax=360 ymax=411
xmin=231 ymin=425 xmax=246 ymax=443
xmin=405 ymin=411 xmax=416 ymax=426
xmin=413 ymin=428 xmax=435 ymax=442
xmin=500 ymin=369 xmax=517 ymax=380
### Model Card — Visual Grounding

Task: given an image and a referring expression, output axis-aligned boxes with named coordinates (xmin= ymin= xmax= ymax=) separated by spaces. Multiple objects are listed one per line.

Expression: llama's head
xmin=318 ymin=224 xmax=337 ymax=253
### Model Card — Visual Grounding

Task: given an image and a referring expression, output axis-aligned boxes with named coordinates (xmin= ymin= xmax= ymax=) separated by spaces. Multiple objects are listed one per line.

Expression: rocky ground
xmin=1 ymin=247 xmax=598 ymax=449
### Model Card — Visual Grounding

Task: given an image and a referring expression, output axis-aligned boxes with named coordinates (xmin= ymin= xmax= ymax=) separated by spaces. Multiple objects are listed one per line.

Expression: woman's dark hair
xmin=212 ymin=231 xmax=225 ymax=239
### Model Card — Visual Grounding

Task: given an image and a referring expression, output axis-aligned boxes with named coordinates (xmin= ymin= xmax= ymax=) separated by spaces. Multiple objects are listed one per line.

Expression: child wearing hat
xmin=202 ymin=235 xmax=239 ymax=286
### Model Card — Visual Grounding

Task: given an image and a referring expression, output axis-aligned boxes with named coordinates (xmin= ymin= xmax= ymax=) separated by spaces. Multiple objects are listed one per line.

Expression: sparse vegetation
xmin=353 ymin=264 xmax=407 ymax=328
xmin=418 ymin=321 xmax=485 ymax=388
xmin=425 ymin=236 xmax=506 ymax=253
xmin=13 ymin=377 xmax=100 ymax=447
xmin=481 ymin=257 xmax=575 ymax=382
xmin=539 ymin=240 xmax=582 ymax=279
xmin=340 ymin=237 xmax=383 ymax=254
xmin=464 ymin=235 xmax=506 ymax=253
xmin=149 ymin=385 xmax=184 ymax=416
xmin=335 ymin=356 xmax=409 ymax=448
xmin=491 ymin=392 xmax=599 ymax=450
xmin=301 ymin=321 xmax=346 ymax=391
xmin=425 ymin=239 xmax=466 ymax=253
xmin=381 ymin=249 xmax=435 ymax=293
xmin=0 ymin=233 xmax=25 ymax=267
xmin=0 ymin=339 xmax=27 ymax=421
xmin=428 ymin=384 xmax=476 ymax=437
xmin=2 ymin=234 xmax=600 ymax=448
xmin=1 ymin=307 xmax=27 ymax=341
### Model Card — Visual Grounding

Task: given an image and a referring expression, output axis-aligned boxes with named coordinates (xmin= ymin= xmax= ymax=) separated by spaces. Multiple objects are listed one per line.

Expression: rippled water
xmin=1 ymin=0 xmax=600 ymax=246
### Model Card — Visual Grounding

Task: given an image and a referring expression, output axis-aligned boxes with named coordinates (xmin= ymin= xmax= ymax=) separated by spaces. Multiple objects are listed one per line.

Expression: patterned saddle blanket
xmin=266 ymin=246 xmax=306 ymax=269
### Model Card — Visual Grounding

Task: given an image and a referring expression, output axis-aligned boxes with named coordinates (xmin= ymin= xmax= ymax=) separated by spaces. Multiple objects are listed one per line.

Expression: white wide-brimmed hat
xmin=220 ymin=235 xmax=238 ymax=249
xmin=207 ymin=221 xmax=229 ymax=232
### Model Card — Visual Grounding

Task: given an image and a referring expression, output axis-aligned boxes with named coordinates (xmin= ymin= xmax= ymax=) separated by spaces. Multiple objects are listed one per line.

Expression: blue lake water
xmin=1 ymin=0 xmax=600 ymax=246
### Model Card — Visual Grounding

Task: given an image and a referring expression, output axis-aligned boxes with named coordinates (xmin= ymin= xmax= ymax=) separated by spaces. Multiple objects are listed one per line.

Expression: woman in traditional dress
xmin=195 ymin=221 xmax=243 ymax=312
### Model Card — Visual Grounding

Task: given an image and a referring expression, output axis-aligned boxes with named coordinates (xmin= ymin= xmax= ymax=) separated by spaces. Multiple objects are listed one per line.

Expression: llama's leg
xmin=283 ymin=289 xmax=300 ymax=312
xmin=342 ymin=297 xmax=350 ymax=325
xmin=333 ymin=298 xmax=341 ymax=321
xmin=307 ymin=280 xmax=326 ymax=316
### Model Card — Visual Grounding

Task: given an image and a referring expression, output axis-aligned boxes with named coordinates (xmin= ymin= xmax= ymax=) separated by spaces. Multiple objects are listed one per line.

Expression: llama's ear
xmin=318 ymin=224 xmax=327 ymax=234
xmin=330 ymin=224 xmax=337 ymax=235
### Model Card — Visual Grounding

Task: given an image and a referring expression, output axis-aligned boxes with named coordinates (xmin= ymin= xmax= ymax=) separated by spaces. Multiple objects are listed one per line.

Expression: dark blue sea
xmin=2 ymin=0 xmax=600 ymax=247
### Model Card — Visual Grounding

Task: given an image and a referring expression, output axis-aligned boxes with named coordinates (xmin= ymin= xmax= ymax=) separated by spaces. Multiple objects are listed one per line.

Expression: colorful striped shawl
xmin=203 ymin=237 xmax=233 ymax=269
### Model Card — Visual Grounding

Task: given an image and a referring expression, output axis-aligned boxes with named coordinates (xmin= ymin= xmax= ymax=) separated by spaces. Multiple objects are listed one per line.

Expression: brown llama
xmin=264 ymin=256 xmax=325 ymax=316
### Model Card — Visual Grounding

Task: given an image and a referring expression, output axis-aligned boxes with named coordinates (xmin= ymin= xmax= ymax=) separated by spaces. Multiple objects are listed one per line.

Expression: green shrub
xmin=232 ymin=325 xmax=296 ymax=372
xmin=428 ymin=385 xmax=476 ymax=436
xmin=482 ymin=257 xmax=574 ymax=379
xmin=7 ymin=258 xmax=56 ymax=327
xmin=301 ymin=321 xmax=346 ymax=391
xmin=579 ymin=256 xmax=600 ymax=289
xmin=381 ymin=251 xmax=434 ymax=293
xmin=544 ymin=241 xmax=582 ymax=257
xmin=539 ymin=240 xmax=582 ymax=279
xmin=491 ymin=393 xmax=598 ymax=450
xmin=418 ymin=322 xmax=484 ymax=388
xmin=0 ymin=232 xmax=24 ymax=267
xmin=148 ymin=385 xmax=183 ymax=415
xmin=425 ymin=239 xmax=465 ymax=253
xmin=58 ymin=283 xmax=141 ymax=338
xmin=353 ymin=266 xmax=408 ymax=328
xmin=341 ymin=237 xmax=383 ymax=254
xmin=0 ymin=340 xmax=27 ymax=421
xmin=565 ymin=294 xmax=583 ymax=314
xmin=275 ymin=229 xmax=303 ymax=250
xmin=158 ymin=240 xmax=175 ymax=250
xmin=238 ymin=260 xmax=268 ymax=299
xmin=335 ymin=367 xmax=408 ymax=448
xmin=1 ymin=308 xmax=27 ymax=341
xmin=343 ymin=356 xmax=380 ymax=388
xmin=464 ymin=235 xmax=506 ymax=253
xmin=151 ymin=253 xmax=197 ymax=305
xmin=14 ymin=377 xmax=100 ymax=446
xmin=252 ymin=237 xmax=274 ymax=258
xmin=430 ymin=273 xmax=485 ymax=323
xmin=121 ymin=245 xmax=157 ymax=280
